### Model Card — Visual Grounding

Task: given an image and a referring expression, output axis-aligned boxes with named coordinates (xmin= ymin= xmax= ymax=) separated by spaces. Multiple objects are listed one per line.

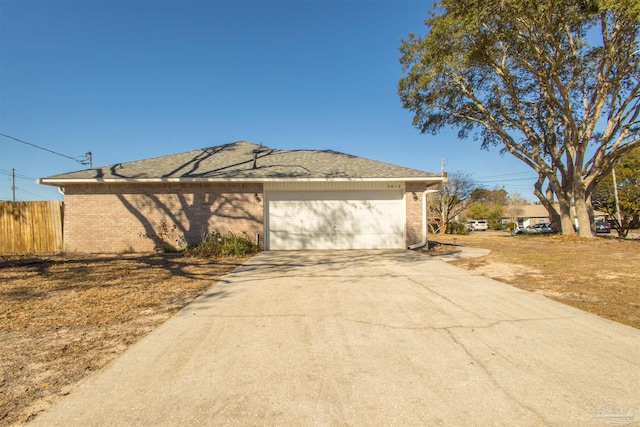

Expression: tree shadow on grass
xmin=0 ymin=253 xmax=247 ymax=302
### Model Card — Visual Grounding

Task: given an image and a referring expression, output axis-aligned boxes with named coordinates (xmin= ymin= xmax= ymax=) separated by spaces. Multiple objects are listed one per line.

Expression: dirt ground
xmin=0 ymin=254 xmax=247 ymax=426
xmin=1 ymin=235 xmax=639 ymax=425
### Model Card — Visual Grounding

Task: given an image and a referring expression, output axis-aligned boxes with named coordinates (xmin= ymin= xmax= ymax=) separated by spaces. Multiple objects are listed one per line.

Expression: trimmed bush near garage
xmin=184 ymin=231 xmax=260 ymax=258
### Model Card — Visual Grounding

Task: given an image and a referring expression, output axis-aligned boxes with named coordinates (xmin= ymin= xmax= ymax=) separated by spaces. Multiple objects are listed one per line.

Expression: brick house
xmin=503 ymin=204 xmax=608 ymax=229
xmin=38 ymin=141 xmax=444 ymax=252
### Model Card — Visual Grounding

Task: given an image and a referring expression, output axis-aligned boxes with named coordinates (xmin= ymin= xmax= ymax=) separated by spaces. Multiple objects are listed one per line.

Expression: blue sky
xmin=0 ymin=0 xmax=537 ymax=202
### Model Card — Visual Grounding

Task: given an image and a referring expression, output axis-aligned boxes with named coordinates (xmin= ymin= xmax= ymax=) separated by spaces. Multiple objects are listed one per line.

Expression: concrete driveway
xmin=30 ymin=250 xmax=639 ymax=426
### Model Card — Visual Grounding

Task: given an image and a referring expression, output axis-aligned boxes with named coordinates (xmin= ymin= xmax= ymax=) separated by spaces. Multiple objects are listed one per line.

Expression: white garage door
xmin=268 ymin=190 xmax=405 ymax=250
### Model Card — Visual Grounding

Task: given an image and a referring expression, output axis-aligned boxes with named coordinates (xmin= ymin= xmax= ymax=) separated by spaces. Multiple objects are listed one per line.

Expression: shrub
xmin=184 ymin=231 xmax=259 ymax=258
xmin=489 ymin=220 xmax=503 ymax=230
xmin=446 ymin=221 xmax=468 ymax=235
xmin=503 ymin=222 xmax=517 ymax=232
xmin=140 ymin=220 xmax=186 ymax=253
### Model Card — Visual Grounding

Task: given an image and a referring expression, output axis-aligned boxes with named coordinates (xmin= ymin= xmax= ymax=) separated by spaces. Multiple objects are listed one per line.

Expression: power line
xmin=0 ymin=169 xmax=35 ymax=181
xmin=1 ymin=168 xmax=55 ymax=201
xmin=13 ymin=187 xmax=47 ymax=200
xmin=477 ymin=177 xmax=537 ymax=183
xmin=475 ymin=171 xmax=536 ymax=179
xmin=0 ymin=132 xmax=91 ymax=166
xmin=0 ymin=132 xmax=79 ymax=162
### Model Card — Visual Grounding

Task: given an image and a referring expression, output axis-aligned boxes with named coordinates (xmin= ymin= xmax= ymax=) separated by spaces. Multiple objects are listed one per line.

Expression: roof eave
xmin=38 ymin=176 xmax=445 ymax=186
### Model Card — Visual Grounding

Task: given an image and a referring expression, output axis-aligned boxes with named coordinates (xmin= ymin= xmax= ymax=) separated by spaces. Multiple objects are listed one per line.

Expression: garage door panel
xmin=337 ymin=217 xmax=402 ymax=233
xmin=268 ymin=190 xmax=405 ymax=250
xmin=269 ymin=231 xmax=336 ymax=250
xmin=271 ymin=218 xmax=333 ymax=234
xmin=269 ymin=200 xmax=342 ymax=219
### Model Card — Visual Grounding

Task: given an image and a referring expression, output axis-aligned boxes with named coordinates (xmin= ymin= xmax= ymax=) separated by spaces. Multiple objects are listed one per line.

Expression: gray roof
xmin=39 ymin=141 xmax=440 ymax=183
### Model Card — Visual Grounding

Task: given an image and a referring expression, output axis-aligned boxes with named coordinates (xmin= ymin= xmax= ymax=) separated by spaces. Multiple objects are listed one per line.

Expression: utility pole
xmin=86 ymin=151 xmax=93 ymax=169
xmin=611 ymin=167 xmax=623 ymax=226
xmin=11 ymin=168 xmax=16 ymax=202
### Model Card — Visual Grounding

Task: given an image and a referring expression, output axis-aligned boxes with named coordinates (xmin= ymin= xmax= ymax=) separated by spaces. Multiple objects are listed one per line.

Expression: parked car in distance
xmin=467 ymin=220 xmax=489 ymax=231
xmin=532 ymin=222 xmax=553 ymax=233
xmin=512 ymin=222 xmax=554 ymax=235
xmin=595 ymin=220 xmax=611 ymax=233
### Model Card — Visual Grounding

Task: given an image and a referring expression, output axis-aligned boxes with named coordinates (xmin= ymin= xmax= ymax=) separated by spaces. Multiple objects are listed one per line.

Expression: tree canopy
xmin=399 ymin=0 xmax=640 ymax=236
xmin=465 ymin=188 xmax=507 ymax=229
xmin=428 ymin=171 xmax=475 ymax=233
xmin=592 ymin=147 xmax=640 ymax=236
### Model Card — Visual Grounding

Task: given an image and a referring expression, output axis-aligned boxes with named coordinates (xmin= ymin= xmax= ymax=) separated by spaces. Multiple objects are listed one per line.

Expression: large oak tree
xmin=399 ymin=0 xmax=640 ymax=236
xmin=591 ymin=147 xmax=640 ymax=236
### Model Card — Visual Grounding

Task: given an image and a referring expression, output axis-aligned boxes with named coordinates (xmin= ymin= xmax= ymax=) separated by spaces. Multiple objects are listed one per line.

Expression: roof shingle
xmin=40 ymin=141 xmax=439 ymax=182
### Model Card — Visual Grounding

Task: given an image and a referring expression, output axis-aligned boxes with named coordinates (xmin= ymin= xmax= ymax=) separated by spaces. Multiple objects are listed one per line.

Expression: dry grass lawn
xmin=433 ymin=233 xmax=640 ymax=330
xmin=1 ymin=235 xmax=638 ymax=425
xmin=0 ymin=254 xmax=247 ymax=426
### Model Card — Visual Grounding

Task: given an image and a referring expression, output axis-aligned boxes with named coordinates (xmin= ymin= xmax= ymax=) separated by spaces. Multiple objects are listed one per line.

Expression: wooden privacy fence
xmin=0 ymin=201 xmax=64 ymax=254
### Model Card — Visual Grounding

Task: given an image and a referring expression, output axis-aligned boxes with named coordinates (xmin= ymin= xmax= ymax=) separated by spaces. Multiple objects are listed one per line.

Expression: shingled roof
xmin=39 ymin=141 xmax=440 ymax=184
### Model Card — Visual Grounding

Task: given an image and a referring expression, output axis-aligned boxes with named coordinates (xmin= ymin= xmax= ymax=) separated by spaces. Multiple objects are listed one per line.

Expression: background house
xmin=508 ymin=204 xmax=551 ymax=228
xmin=38 ymin=141 xmax=444 ymax=252
xmin=503 ymin=204 xmax=608 ymax=229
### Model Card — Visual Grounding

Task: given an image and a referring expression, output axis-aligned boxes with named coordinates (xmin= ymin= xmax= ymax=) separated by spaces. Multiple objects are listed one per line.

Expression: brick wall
xmin=405 ymin=182 xmax=429 ymax=246
xmin=63 ymin=183 xmax=264 ymax=253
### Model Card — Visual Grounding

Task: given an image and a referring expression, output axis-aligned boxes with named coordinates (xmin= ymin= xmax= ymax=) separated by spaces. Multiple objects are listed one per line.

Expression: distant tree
xmin=506 ymin=192 xmax=529 ymax=225
xmin=592 ymin=148 xmax=640 ymax=237
xmin=465 ymin=202 xmax=504 ymax=229
xmin=429 ymin=171 xmax=476 ymax=233
xmin=399 ymin=0 xmax=640 ymax=237
xmin=465 ymin=187 xmax=507 ymax=229
xmin=469 ymin=188 xmax=508 ymax=206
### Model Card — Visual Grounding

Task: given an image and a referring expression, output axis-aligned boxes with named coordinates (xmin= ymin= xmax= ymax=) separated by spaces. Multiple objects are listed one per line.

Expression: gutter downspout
xmin=408 ymin=188 xmax=429 ymax=250
xmin=35 ymin=178 xmax=66 ymax=196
